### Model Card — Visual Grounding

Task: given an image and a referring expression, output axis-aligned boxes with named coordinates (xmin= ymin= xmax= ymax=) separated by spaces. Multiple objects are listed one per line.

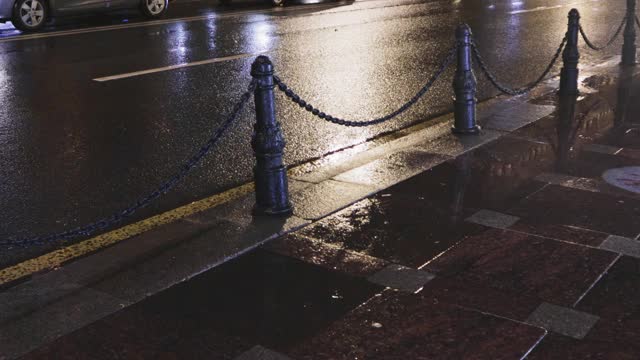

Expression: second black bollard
xmin=560 ymin=9 xmax=580 ymax=96
xmin=251 ymin=56 xmax=293 ymax=216
xmin=452 ymin=24 xmax=480 ymax=135
xmin=622 ymin=0 xmax=637 ymax=65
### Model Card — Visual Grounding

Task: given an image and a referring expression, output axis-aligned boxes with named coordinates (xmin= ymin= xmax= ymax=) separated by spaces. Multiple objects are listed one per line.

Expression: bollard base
xmin=252 ymin=204 xmax=294 ymax=217
xmin=451 ymin=125 xmax=481 ymax=135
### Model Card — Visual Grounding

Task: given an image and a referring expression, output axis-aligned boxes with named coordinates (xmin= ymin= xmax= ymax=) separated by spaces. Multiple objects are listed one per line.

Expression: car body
xmin=0 ymin=0 xmax=168 ymax=31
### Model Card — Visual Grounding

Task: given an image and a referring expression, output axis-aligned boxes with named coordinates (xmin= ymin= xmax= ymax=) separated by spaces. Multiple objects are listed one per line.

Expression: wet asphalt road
xmin=0 ymin=0 xmax=629 ymax=266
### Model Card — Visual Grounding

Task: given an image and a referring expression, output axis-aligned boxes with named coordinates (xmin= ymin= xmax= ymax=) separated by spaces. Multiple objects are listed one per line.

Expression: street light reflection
xmin=243 ymin=16 xmax=275 ymax=53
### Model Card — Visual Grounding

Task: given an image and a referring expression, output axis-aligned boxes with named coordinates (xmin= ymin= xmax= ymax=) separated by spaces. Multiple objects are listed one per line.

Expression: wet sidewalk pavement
xmin=11 ymin=67 xmax=640 ymax=359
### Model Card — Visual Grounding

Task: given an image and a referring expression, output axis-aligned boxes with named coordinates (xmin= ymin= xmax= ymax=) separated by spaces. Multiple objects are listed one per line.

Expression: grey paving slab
xmin=0 ymin=288 xmax=127 ymax=360
xmin=476 ymin=98 xmax=523 ymax=121
xmin=291 ymin=180 xmax=377 ymax=221
xmin=367 ymin=264 xmax=435 ymax=293
xmin=333 ymin=149 xmax=449 ymax=188
xmin=482 ymin=103 xmax=555 ymax=132
xmin=91 ymin=216 xmax=307 ymax=303
xmin=0 ymin=276 xmax=82 ymax=325
xmin=466 ymin=209 xmax=520 ymax=229
xmin=186 ymin=179 xmax=312 ymax=227
xmin=526 ymin=302 xmax=599 ymax=339
xmin=416 ymin=128 xmax=504 ymax=157
xmin=235 ymin=345 xmax=292 ymax=360
xmin=0 ymin=218 xmax=206 ymax=325
xmin=599 ymin=235 xmax=640 ymax=258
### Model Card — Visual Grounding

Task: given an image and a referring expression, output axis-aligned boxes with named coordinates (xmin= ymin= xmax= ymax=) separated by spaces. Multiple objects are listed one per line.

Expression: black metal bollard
xmin=560 ymin=9 xmax=580 ymax=96
xmin=251 ymin=56 xmax=293 ymax=216
xmin=452 ymin=24 xmax=480 ymax=135
xmin=622 ymin=0 xmax=637 ymax=65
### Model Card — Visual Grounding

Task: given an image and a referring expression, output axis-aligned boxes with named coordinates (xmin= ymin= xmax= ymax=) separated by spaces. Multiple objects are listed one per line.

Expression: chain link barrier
xmin=273 ymin=45 xmax=457 ymax=127
xmin=4 ymin=14 xmax=635 ymax=248
xmin=1 ymin=80 xmax=257 ymax=248
xmin=471 ymin=36 xmax=567 ymax=96
xmin=579 ymin=17 xmax=626 ymax=51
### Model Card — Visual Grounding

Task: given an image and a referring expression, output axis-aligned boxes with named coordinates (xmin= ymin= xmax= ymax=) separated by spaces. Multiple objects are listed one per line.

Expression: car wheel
xmin=12 ymin=0 xmax=47 ymax=31
xmin=272 ymin=0 xmax=284 ymax=6
xmin=140 ymin=0 xmax=167 ymax=18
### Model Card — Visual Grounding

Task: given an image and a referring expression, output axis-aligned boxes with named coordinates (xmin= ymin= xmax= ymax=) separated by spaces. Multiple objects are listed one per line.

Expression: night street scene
xmin=1 ymin=0 xmax=640 ymax=358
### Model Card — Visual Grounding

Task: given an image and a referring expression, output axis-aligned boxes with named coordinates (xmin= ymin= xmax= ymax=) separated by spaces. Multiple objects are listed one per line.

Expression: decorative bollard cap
xmin=251 ymin=56 xmax=274 ymax=77
xmin=456 ymin=23 xmax=472 ymax=38
xmin=568 ymin=8 xmax=580 ymax=20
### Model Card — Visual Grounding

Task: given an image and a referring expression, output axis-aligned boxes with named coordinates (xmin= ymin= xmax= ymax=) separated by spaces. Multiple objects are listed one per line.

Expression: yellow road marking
xmin=0 ymin=182 xmax=254 ymax=286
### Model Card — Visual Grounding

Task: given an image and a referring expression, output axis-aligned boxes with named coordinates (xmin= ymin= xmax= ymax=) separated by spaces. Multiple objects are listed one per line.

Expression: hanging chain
xmin=579 ymin=17 xmax=626 ymax=51
xmin=2 ymin=80 xmax=256 ymax=248
xmin=471 ymin=36 xmax=567 ymax=96
xmin=273 ymin=45 xmax=457 ymax=127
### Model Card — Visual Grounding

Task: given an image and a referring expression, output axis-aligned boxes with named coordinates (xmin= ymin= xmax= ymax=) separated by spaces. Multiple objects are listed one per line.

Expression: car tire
xmin=12 ymin=0 xmax=47 ymax=31
xmin=140 ymin=0 xmax=167 ymax=18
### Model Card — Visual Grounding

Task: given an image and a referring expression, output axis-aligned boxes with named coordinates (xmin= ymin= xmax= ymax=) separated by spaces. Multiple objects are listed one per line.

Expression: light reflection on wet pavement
xmin=14 ymin=60 xmax=640 ymax=359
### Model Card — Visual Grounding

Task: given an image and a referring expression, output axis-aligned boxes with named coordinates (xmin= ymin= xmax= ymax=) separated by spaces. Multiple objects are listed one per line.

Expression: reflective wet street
xmin=0 ymin=0 xmax=631 ymax=266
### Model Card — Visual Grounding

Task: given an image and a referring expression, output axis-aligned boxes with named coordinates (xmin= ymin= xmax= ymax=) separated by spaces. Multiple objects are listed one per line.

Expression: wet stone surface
xmin=298 ymin=150 xmax=552 ymax=267
xmin=423 ymin=228 xmax=618 ymax=309
xmin=288 ymin=291 xmax=546 ymax=360
xmin=21 ymin=250 xmax=382 ymax=359
xmin=507 ymin=184 xmax=640 ymax=238
xmin=263 ymin=233 xmax=389 ymax=278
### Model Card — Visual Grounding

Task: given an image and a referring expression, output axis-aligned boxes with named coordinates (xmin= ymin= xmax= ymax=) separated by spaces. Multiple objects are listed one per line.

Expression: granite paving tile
xmin=419 ymin=276 xmax=542 ymax=321
xmin=509 ymin=222 xmax=609 ymax=247
xmin=598 ymin=235 xmax=640 ymax=258
xmin=525 ymin=333 xmax=640 ymax=360
xmin=526 ymin=302 xmax=599 ymax=339
xmin=423 ymin=228 xmax=618 ymax=307
xmin=263 ymin=233 xmax=388 ymax=278
xmin=367 ymin=264 xmax=435 ymax=293
xmin=298 ymin=194 xmax=488 ymax=267
xmin=21 ymin=250 xmax=382 ymax=359
xmin=234 ymin=345 xmax=292 ymax=360
xmin=288 ymin=291 xmax=546 ymax=360
xmin=508 ymin=184 xmax=640 ymax=238
xmin=571 ymin=256 xmax=640 ymax=348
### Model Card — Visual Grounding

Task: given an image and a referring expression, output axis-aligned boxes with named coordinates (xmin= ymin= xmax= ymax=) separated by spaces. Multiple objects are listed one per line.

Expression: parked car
xmin=0 ymin=0 xmax=169 ymax=31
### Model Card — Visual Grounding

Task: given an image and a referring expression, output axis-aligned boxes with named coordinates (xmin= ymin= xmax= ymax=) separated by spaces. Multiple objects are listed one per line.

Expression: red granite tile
xmin=576 ymin=256 xmax=640 ymax=319
xmin=423 ymin=228 xmax=618 ymax=307
xmin=571 ymin=256 xmax=640 ymax=349
xmin=299 ymin=195 xmax=488 ymax=267
xmin=420 ymin=276 xmax=541 ymax=321
xmin=509 ymin=222 xmax=609 ymax=247
xmin=288 ymin=291 xmax=545 ymax=360
xmin=526 ymin=333 xmax=640 ymax=360
xmin=23 ymin=250 xmax=382 ymax=359
xmin=264 ymin=233 xmax=389 ymax=277
xmin=508 ymin=185 xmax=640 ymax=237
xmin=20 ymin=309 xmax=250 ymax=360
